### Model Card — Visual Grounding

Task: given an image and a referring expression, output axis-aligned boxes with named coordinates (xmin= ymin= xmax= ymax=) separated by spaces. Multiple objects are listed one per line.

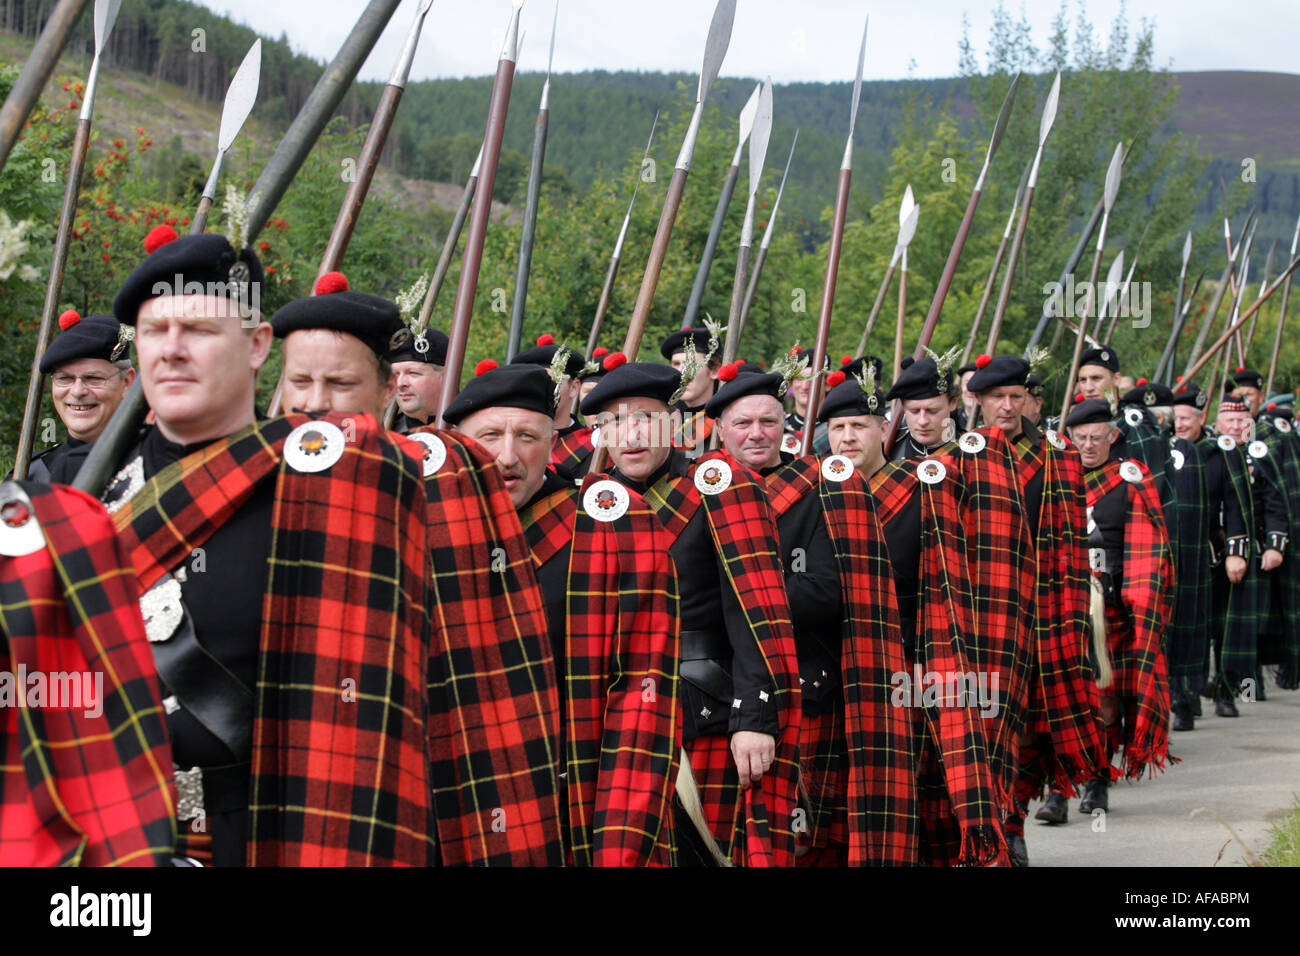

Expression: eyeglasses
xmin=51 ymin=371 xmax=124 ymax=390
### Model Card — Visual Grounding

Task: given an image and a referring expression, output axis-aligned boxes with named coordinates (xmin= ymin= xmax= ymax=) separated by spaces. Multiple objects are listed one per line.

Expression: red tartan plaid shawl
xmin=674 ymin=407 xmax=713 ymax=453
xmin=412 ymin=428 xmax=565 ymax=866
xmin=949 ymin=428 xmax=1036 ymax=803
xmin=1012 ymin=433 xmax=1106 ymax=794
xmin=552 ymin=426 xmax=595 ymax=479
xmin=643 ymin=450 xmax=802 ymax=866
xmin=0 ymin=482 xmax=176 ymax=866
xmin=870 ymin=458 xmax=1006 ymax=866
xmin=1084 ymin=459 xmax=1174 ymax=779
xmin=113 ymin=414 xmax=435 ymax=866
xmin=520 ymin=476 xmax=680 ymax=866
xmin=764 ymin=457 xmax=919 ymax=866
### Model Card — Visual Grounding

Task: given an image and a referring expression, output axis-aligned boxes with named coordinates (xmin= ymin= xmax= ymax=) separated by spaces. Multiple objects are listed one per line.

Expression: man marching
xmin=444 ymin=362 xmax=681 ymax=865
xmin=660 ymin=328 xmax=720 ymax=460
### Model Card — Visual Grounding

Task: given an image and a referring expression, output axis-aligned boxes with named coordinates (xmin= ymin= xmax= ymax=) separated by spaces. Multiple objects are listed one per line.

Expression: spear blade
xmin=697 ymin=0 xmax=737 ymax=104
xmin=192 ymin=38 xmax=263 ymax=233
xmin=1181 ymin=230 xmax=1192 ymax=277
xmin=1037 ymin=71 xmax=1061 ymax=146
xmin=747 ymin=80 xmax=774 ymax=200
xmin=846 ymin=17 xmax=869 ymax=145
xmin=738 ymin=82 xmax=761 ymax=152
xmin=738 ymin=129 xmax=798 ymax=333
xmin=92 ymin=0 xmax=121 ymax=54
xmin=975 ymin=72 xmax=1021 ymax=189
xmin=1103 ymin=140 xmax=1123 ymax=214
xmin=899 ymin=183 xmax=916 ymax=230
xmin=897 ymin=201 xmax=920 ymax=251
xmin=760 ymin=128 xmax=798 ymax=254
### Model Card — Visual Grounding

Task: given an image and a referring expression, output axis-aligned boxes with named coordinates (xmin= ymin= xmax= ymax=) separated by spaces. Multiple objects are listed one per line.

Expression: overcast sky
xmin=194 ymin=0 xmax=1298 ymax=84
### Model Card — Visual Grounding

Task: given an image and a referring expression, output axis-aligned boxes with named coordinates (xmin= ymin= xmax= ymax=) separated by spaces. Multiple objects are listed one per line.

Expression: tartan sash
xmin=552 ymin=426 xmax=595 ymax=480
xmin=520 ymin=478 xmax=681 ymax=866
xmin=644 ymin=451 xmax=801 ymax=866
xmin=0 ymin=482 xmax=176 ymax=866
xmin=766 ymin=457 xmax=919 ymax=866
xmin=115 ymin=414 xmax=435 ymax=866
xmin=1164 ymin=440 xmax=1212 ymax=681
xmin=869 ymin=459 xmax=1006 ymax=866
xmin=414 ymin=428 xmax=565 ymax=866
xmin=1084 ymin=459 xmax=1174 ymax=778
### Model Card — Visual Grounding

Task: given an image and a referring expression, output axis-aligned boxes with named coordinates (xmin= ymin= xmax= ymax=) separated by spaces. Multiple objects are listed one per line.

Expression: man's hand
xmin=1226 ymin=554 xmax=1247 ymax=583
xmin=731 ymin=731 xmax=776 ymax=788
xmin=1262 ymin=548 xmax=1284 ymax=572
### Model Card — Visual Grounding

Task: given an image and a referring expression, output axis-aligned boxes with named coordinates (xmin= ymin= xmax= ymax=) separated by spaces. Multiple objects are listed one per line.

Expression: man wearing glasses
xmin=29 ymin=310 xmax=134 ymax=483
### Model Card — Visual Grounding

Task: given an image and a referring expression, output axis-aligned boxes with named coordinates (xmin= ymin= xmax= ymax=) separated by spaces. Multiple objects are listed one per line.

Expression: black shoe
xmin=1254 ymin=670 xmax=1267 ymax=701
xmin=1190 ymin=695 xmax=1202 ymax=717
xmin=1199 ymin=680 xmax=1216 ymax=700
xmin=1034 ymin=792 xmax=1069 ymax=824
xmin=1172 ymin=705 xmax=1195 ymax=732
xmin=1006 ymin=832 xmax=1028 ymax=867
xmin=1215 ymin=695 xmax=1239 ymax=718
xmin=1079 ymin=777 xmax=1109 ymax=814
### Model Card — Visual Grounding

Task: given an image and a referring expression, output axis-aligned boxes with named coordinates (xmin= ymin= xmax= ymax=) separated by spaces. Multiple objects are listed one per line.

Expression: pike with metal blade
xmin=857 ymin=185 xmax=918 ymax=356
xmin=737 ymin=129 xmax=799 ymax=337
xmin=960 ymin=159 xmax=1028 ymax=367
xmin=1266 ymin=213 xmax=1300 ymax=396
xmin=1153 ymin=230 xmax=1194 ymax=383
xmin=13 ymin=0 xmax=122 ymax=479
xmin=191 ymin=40 xmax=262 ymax=234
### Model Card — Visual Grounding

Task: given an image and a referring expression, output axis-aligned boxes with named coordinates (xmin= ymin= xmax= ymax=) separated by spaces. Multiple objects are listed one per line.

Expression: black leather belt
xmin=680 ymin=628 xmax=730 ymax=662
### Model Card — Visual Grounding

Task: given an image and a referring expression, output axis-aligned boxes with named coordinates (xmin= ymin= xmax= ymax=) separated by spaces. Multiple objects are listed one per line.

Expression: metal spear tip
xmin=1182 ymin=230 xmax=1193 ymax=269
xmin=502 ymin=0 xmax=525 ymax=62
xmin=219 ymin=40 xmax=262 ymax=153
xmin=546 ymin=0 xmax=559 ymax=77
xmin=1103 ymin=140 xmax=1124 ymax=213
xmin=899 ymin=184 xmax=915 ymax=228
xmin=897 ymin=203 xmax=920 ymax=250
xmin=1038 ymin=71 xmax=1061 ymax=144
xmin=738 ymin=83 xmax=762 ymax=147
xmin=94 ymin=0 xmax=124 ymax=55
xmin=698 ymin=0 xmax=737 ymax=104
xmin=747 ymin=79 xmax=774 ymax=195
xmin=847 ymin=15 xmax=869 ymax=139
xmin=986 ymin=72 xmax=1021 ymax=162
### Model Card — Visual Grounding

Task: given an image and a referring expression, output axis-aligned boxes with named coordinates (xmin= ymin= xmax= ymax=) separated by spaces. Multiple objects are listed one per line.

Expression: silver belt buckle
xmin=1089 ymin=548 xmax=1107 ymax=572
xmin=175 ymin=765 xmax=206 ymax=823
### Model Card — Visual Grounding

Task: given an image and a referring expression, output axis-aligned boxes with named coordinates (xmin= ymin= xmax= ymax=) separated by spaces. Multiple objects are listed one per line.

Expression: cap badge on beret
xmin=1100 ymin=350 xmax=1110 ymax=363
xmin=583 ymin=479 xmax=630 ymax=522
xmin=694 ymin=459 xmax=733 ymax=495
xmin=1120 ymin=460 xmax=1143 ymax=484
xmin=1217 ymin=434 xmax=1236 ymax=451
xmin=406 ymin=431 xmax=447 ymax=477
xmin=1196 ymin=391 xmax=1207 ymax=408
xmin=917 ymin=458 xmax=947 ymax=484
xmin=958 ymin=431 xmax=986 ymax=454
xmin=821 ymin=454 xmax=855 ymax=482
xmin=285 ymin=421 xmax=345 ymax=473
xmin=1143 ymin=390 xmax=1156 ymax=406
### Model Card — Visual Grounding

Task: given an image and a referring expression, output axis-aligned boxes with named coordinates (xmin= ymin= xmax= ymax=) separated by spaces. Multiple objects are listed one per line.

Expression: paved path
xmin=1026 ymin=673 xmax=1300 ymax=866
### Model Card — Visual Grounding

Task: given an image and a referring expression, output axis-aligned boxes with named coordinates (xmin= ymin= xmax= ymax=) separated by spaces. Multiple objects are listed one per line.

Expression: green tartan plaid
xmin=1166 ymin=438 xmax=1212 ymax=683
xmin=1117 ymin=407 xmax=1172 ymax=511
xmin=1200 ymin=438 xmax=1260 ymax=680
xmin=1251 ymin=420 xmax=1300 ymax=678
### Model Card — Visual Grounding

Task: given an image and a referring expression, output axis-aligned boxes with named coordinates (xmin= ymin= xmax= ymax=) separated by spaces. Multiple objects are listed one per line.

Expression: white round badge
xmin=917 ymin=459 xmax=947 ymax=485
xmin=1277 ymin=418 xmax=1293 ymax=434
xmin=1120 ymin=460 xmax=1143 ymax=484
xmin=1125 ymin=408 xmax=1143 ymax=427
xmin=583 ymin=479 xmax=630 ymax=522
xmin=0 ymin=488 xmax=43 ymax=557
xmin=1217 ymin=434 xmax=1236 ymax=452
xmin=958 ymin=431 xmax=986 ymax=454
xmin=284 ymin=421 xmax=346 ymax=473
xmin=694 ymin=459 xmax=733 ymax=495
xmin=406 ymin=431 xmax=448 ymax=477
xmin=1249 ymin=440 xmax=1269 ymax=460
xmin=1170 ymin=448 xmax=1186 ymax=471
xmin=1045 ymin=429 xmax=1066 ymax=450
xmin=589 ymin=425 xmax=602 ymax=448
xmin=781 ymin=433 xmax=801 ymax=454
xmin=821 ymin=455 xmax=855 ymax=482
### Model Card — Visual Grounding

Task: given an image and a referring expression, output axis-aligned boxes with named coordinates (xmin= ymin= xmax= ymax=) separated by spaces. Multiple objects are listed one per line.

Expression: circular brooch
xmin=1170 ymin=448 xmax=1185 ymax=471
xmin=1249 ymin=440 xmax=1269 ymax=460
xmin=1217 ymin=434 xmax=1237 ymax=452
xmin=958 ymin=431 xmax=986 ymax=454
xmin=694 ymin=458 xmax=733 ymax=495
xmin=1125 ymin=408 xmax=1143 ymax=427
xmin=0 ymin=487 xmax=42 ymax=557
xmin=1045 ymin=428 xmax=1066 ymax=450
xmin=917 ymin=458 xmax=947 ymax=485
xmin=821 ymin=454 xmax=855 ymax=482
xmin=781 ymin=433 xmax=801 ymax=454
xmin=406 ymin=431 xmax=447 ymax=477
xmin=583 ymin=479 xmax=630 ymax=522
xmin=1120 ymin=460 xmax=1144 ymax=484
xmin=284 ymin=420 xmax=346 ymax=473
xmin=1277 ymin=418 xmax=1293 ymax=434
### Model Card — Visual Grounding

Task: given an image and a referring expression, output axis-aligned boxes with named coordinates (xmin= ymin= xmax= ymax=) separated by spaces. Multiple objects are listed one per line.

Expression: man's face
xmin=976 ymin=385 xmax=1026 ymax=439
xmin=1236 ymin=385 xmax=1261 ymax=416
xmin=828 ymin=413 xmax=885 ymax=475
xmin=790 ymin=371 xmax=813 ymax=416
xmin=960 ymin=370 xmax=977 ymax=414
xmin=579 ymin=378 xmax=601 ymax=406
xmin=596 ymin=395 xmax=674 ymax=483
xmin=1024 ymin=392 xmax=1043 ymax=425
xmin=555 ymin=377 xmax=581 ymax=425
xmin=1173 ymin=404 xmax=1204 ymax=442
xmin=1216 ymin=408 xmax=1252 ymax=444
xmin=1076 ymin=364 xmax=1115 ymax=401
xmin=135 ymin=294 xmax=271 ymax=444
xmin=392 ymin=361 xmax=444 ymax=423
xmin=670 ymin=350 xmax=716 ymax=407
xmin=50 ymin=356 xmax=133 ymax=442
xmin=719 ymin=394 xmax=785 ymax=471
xmin=455 ymin=406 xmax=555 ymax=509
xmin=281 ymin=329 xmax=395 ymax=420
xmin=901 ymin=394 xmax=956 ymax=447
xmin=1068 ymin=421 xmax=1117 ymax=469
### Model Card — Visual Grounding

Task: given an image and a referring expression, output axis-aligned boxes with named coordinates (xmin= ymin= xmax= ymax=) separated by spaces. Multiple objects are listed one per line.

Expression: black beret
xmin=271 ymin=290 xmax=402 ymax=357
xmin=580 ymin=361 xmax=681 ymax=415
xmin=884 ymin=356 xmax=947 ymax=402
xmin=839 ymin=354 xmax=885 ymax=382
xmin=955 ymin=361 xmax=978 ymax=377
xmin=510 ymin=341 xmax=586 ymax=378
xmin=1171 ymin=382 xmax=1209 ymax=410
xmin=1231 ymin=367 xmax=1264 ymax=391
xmin=1065 ymin=398 xmax=1115 ymax=428
xmin=1026 ymin=373 xmax=1044 ymax=396
xmin=966 ymin=355 xmax=1030 ymax=393
xmin=705 ymin=370 xmax=784 ymax=420
xmin=442 ymin=364 xmax=556 ymax=426
xmin=660 ymin=327 xmax=710 ymax=360
xmin=580 ymin=349 xmax=610 ymax=382
xmin=818 ymin=377 xmax=885 ymax=422
xmin=1079 ymin=344 xmax=1120 ymax=373
xmin=387 ymin=326 xmax=448 ymax=365
xmin=1119 ymin=381 xmax=1175 ymax=408
xmin=114 ymin=232 xmax=263 ymax=326
xmin=39 ymin=313 xmax=126 ymax=373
